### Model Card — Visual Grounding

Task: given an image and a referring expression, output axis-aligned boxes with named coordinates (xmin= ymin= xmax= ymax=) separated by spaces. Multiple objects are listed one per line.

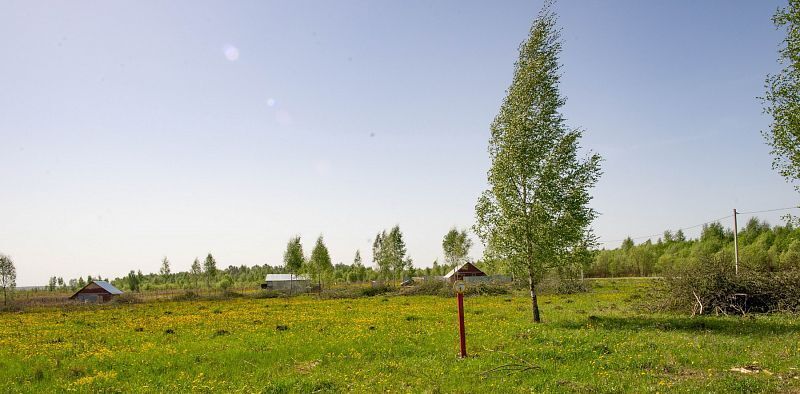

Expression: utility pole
xmin=733 ymin=208 xmax=739 ymax=275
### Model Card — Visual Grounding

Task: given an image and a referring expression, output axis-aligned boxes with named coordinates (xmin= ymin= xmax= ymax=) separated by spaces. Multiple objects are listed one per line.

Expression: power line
xmin=736 ymin=206 xmax=799 ymax=215
xmin=598 ymin=214 xmax=733 ymax=245
xmin=596 ymin=204 xmax=799 ymax=246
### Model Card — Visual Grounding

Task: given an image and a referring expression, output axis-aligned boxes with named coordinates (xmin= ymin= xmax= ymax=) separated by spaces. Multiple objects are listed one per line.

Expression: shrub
xmin=360 ymin=284 xmax=394 ymax=297
xmin=171 ymin=291 xmax=199 ymax=301
xmin=399 ymin=280 xmax=512 ymax=297
xmin=656 ymin=255 xmax=800 ymax=315
xmin=399 ymin=280 xmax=449 ymax=296
xmin=534 ymin=277 xmax=591 ymax=295
xmin=318 ymin=287 xmax=362 ymax=299
xmin=466 ymin=283 xmax=511 ymax=296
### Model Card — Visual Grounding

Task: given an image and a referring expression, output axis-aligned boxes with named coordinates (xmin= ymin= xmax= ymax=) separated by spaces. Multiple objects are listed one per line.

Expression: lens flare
xmin=223 ymin=45 xmax=239 ymax=61
xmin=267 ymin=98 xmax=276 ymax=107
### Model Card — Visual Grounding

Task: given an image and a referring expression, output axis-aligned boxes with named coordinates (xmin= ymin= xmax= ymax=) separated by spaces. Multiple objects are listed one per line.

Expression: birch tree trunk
xmin=529 ymin=269 xmax=541 ymax=323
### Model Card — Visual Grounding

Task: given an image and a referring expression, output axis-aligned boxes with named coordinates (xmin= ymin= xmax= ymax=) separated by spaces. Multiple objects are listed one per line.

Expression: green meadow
xmin=2 ymin=279 xmax=799 ymax=393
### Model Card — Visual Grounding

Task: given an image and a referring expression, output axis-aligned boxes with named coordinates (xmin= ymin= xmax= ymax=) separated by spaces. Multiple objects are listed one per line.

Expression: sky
xmin=1 ymin=0 xmax=796 ymax=286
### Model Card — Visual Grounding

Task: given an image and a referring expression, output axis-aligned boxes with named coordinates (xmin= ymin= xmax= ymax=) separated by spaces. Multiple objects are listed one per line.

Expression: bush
xmin=360 ymin=284 xmax=394 ymax=297
xmin=656 ymin=255 xmax=800 ymax=315
xmin=533 ymin=277 xmax=591 ymax=295
xmin=317 ymin=287 xmax=363 ymax=299
xmin=171 ymin=291 xmax=199 ymax=301
xmin=399 ymin=280 xmax=449 ymax=296
xmin=466 ymin=283 xmax=511 ymax=296
xmin=399 ymin=280 xmax=512 ymax=297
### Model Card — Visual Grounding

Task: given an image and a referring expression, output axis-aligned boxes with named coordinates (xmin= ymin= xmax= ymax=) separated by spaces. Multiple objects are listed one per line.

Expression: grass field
xmin=2 ymin=279 xmax=799 ymax=393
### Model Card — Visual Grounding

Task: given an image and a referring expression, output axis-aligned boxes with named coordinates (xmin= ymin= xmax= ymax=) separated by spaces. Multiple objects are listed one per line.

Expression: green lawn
xmin=2 ymin=279 xmax=799 ymax=393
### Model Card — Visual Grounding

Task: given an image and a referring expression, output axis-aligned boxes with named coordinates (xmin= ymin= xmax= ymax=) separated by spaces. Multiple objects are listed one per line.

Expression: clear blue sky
xmin=1 ymin=0 xmax=795 ymax=285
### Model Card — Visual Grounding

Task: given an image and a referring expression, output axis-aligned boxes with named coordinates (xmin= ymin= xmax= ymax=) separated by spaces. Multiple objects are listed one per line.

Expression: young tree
xmin=763 ymin=0 xmax=800 ymax=189
xmin=308 ymin=236 xmax=333 ymax=290
xmin=126 ymin=270 xmax=140 ymax=292
xmin=351 ymin=250 xmax=366 ymax=282
xmin=374 ymin=226 xmax=412 ymax=280
xmin=474 ymin=6 xmax=601 ymax=323
xmin=432 ymin=259 xmax=442 ymax=276
xmin=190 ymin=258 xmax=202 ymax=288
xmin=372 ymin=231 xmax=389 ymax=277
xmin=675 ymin=229 xmax=687 ymax=243
xmin=217 ymin=274 xmax=233 ymax=292
xmin=442 ymin=227 xmax=473 ymax=268
xmin=48 ymin=276 xmax=57 ymax=291
xmin=159 ymin=257 xmax=171 ymax=281
xmin=283 ymin=236 xmax=305 ymax=293
xmin=203 ymin=254 xmax=217 ymax=287
xmin=387 ymin=225 xmax=411 ymax=280
xmin=0 ymin=255 xmax=16 ymax=306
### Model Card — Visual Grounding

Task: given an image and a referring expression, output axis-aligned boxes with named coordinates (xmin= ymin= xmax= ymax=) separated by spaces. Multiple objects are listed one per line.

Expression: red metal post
xmin=457 ymin=292 xmax=467 ymax=358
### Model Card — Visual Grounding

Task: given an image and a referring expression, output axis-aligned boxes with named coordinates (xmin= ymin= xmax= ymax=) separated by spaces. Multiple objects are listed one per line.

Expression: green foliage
xmin=348 ymin=250 xmax=367 ymax=283
xmin=126 ymin=270 xmax=141 ymax=292
xmin=203 ymin=254 xmax=218 ymax=286
xmin=283 ymin=236 xmax=305 ymax=275
xmin=190 ymin=258 xmax=202 ymax=288
xmin=590 ymin=219 xmax=800 ymax=278
xmin=763 ymin=0 xmax=800 ymax=189
xmin=217 ymin=275 xmax=234 ymax=291
xmin=0 ymin=254 xmax=16 ymax=306
xmin=400 ymin=280 xmax=511 ymax=297
xmin=7 ymin=279 xmax=799 ymax=392
xmin=442 ymin=227 xmax=473 ymax=269
xmin=159 ymin=257 xmax=171 ymax=280
xmin=372 ymin=226 xmax=412 ymax=280
xmin=308 ymin=236 xmax=333 ymax=287
xmin=360 ymin=284 xmax=394 ymax=297
xmin=474 ymin=5 xmax=601 ymax=322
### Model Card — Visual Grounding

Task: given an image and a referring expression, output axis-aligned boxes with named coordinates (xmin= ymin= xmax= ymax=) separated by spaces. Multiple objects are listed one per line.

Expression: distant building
xmin=443 ymin=262 xmax=487 ymax=283
xmin=261 ymin=274 xmax=310 ymax=292
xmin=70 ymin=280 xmax=124 ymax=302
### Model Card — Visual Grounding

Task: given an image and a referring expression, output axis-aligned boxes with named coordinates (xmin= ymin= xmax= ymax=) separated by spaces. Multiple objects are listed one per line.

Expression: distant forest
xmin=39 ymin=216 xmax=799 ymax=292
xmin=587 ymin=217 xmax=800 ymax=277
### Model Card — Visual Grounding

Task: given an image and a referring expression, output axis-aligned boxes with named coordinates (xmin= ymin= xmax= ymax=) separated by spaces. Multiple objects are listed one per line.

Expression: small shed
xmin=261 ymin=274 xmax=310 ymax=292
xmin=444 ymin=262 xmax=487 ymax=283
xmin=70 ymin=280 xmax=124 ymax=302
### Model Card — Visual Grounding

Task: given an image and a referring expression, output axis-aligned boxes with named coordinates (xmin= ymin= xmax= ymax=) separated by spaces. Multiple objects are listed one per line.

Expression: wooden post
xmin=455 ymin=280 xmax=467 ymax=358
xmin=733 ymin=208 xmax=739 ymax=275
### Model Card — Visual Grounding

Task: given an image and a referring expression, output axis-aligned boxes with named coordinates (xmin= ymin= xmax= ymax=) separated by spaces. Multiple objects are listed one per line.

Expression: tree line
xmin=588 ymin=218 xmax=800 ymax=278
xmin=28 ymin=226 xmax=475 ymax=293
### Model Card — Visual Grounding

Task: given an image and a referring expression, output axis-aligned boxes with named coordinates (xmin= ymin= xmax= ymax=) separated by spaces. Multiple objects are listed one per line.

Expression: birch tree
xmin=475 ymin=6 xmax=601 ymax=323
xmin=763 ymin=0 xmax=800 ymax=189
xmin=0 ymin=254 xmax=16 ymax=306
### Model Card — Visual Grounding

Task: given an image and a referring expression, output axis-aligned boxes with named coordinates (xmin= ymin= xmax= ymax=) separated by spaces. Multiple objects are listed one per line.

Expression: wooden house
xmin=443 ymin=262 xmax=487 ymax=283
xmin=70 ymin=280 xmax=124 ymax=302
